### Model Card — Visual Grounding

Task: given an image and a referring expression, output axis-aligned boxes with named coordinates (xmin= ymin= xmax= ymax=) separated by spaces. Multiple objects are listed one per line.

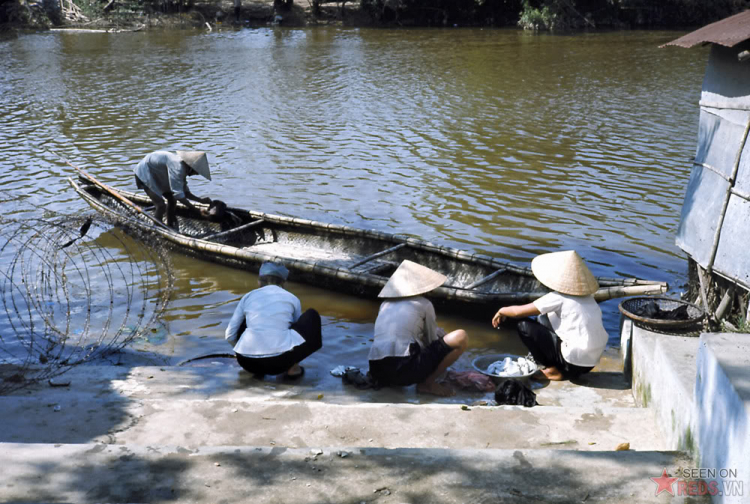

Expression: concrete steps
xmin=0 ymin=364 xmax=708 ymax=503
xmin=625 ymin=324 xmax=750 ymax=504
xmin=1 ymin=396 xmax=665 ymax=450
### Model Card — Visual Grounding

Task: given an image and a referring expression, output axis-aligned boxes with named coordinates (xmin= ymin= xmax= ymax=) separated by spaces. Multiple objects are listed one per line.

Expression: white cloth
xmin=368 ymin=296 xmax=444 ymax=361
xmin=533 ymin=292 xmax=608 ymax=367
xmin=330 ymin=365 xmax=358 ymax=377
xmin=134 ymin=151 xmax=190 ymax=199
xmin=487 ymin=356 xmax=536 ymax=377
xmin=225 ymin=285 xmax=304 ymax=357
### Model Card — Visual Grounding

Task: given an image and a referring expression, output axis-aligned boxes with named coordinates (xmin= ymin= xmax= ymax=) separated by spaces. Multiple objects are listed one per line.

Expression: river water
xmin=0 ymin=27 xmax=707 ymax=390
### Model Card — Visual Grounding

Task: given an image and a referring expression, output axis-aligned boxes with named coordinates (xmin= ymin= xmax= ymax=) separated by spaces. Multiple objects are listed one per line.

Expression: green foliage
xmin=518 ymin=0 xmax=601 ymax=30
xmin=3 ymin=0 xmax=749 ymax=28
xmin=616 ymin=0 xmax=749 ymax=27
xmin=0 ymin=0 xmax=56 ymax=26
xmin=71 ymin=0 xmax=106 ymax=20
xmin=722 ymin=315 xmax=750 ymax=334
xmin=0 ymin=0 xmax=22 ymax=24
xmin=518 ymin=0 xmax=750 ymax=30
xmin=518 ymin=0 xmax=557 ymax=30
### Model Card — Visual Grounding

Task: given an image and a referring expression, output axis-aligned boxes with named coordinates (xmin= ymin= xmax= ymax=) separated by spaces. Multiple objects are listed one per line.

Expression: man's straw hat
xmin=378 ymin=260 xmax=447 ymax=299
xmin=176 ymin=151 xmax=211 ymax=181
xmin=259 ymin=262 xmax=289 ymax=281
xmin=531 ymin=250 xmax=599 ymax=296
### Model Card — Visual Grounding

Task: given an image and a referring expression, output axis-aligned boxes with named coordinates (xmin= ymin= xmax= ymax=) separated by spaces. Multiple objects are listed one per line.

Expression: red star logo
xmin=651 ymin=468 xmax=678 ymax=495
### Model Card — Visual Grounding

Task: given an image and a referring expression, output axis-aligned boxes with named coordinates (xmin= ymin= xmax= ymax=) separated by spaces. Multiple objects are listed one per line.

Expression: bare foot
xmin=542 ymin=366 xmax=565 ymax=381
xmin=417 ymin=382 xmax=455 ymax=397
xmin=286 ymin=364 xmax=303 ymax=377
xmin=531 ymin=369 xmax=549 ymax=381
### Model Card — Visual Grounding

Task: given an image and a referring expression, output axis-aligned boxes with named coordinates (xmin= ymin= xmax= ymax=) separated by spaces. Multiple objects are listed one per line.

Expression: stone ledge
xmin=695 ymin=333 xmax=750 ymax=504
xmin=626 ymin=322 xmax=700 ymax=453
xmin=623 ymin=322 xmax=750 ymax=504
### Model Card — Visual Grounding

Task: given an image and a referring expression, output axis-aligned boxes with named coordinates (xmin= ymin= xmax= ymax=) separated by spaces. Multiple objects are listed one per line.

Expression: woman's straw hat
xmin=176 ymin=151 xmax=211 ymax=181
xmin=378 ymin=260 xmax=447 ymax=299
xmin=531 ymin=250 xmax=599 ymax=296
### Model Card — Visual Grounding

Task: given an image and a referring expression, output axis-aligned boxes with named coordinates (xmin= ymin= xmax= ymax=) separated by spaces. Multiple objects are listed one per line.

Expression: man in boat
xmin=133 ymin=150 xmax=213 ymax=232
xmin=368 ymin=260 xmax=468 ymax=397
xmin=491 ymin=250 xmax=607 ymax=381
xmin=225 ymin=262 xmax=322 ymax=380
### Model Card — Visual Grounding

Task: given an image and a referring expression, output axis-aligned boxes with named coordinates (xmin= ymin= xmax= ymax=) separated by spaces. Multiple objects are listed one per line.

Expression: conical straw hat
xmin=378 ymin=260 xmax=447 ymax=299
xmin=176 ymin=151 xmax=211 ymax=181
xmin=531 ymin=250 xmax=599 ymax=296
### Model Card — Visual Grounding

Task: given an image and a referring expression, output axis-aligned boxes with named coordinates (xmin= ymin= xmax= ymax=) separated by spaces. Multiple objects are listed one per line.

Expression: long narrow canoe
xmin=69 ymin=173 xmax=668 ymax=317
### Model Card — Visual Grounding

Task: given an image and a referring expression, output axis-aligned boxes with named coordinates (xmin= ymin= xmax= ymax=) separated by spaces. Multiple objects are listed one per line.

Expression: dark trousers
xmin=235 ymin=309 xmax=322 ymax=376
xmin=369 ymin=337 xmax=453 ymax=387
xmin=135 ymin=175 xmax=178 ymax=228
xmin=514 ymin=316 xmax=594 ymax=380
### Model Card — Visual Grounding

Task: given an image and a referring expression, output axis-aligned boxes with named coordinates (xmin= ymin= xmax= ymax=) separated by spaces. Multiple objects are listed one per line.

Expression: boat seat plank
xmin=464 ymin=268 xmax=507 ymax=290
xmin=199 ymin=219 xmax=265 ymax=241
xmin=349 ymin=243 xmax=407 ymax=270
xmin=358 ymin=260 xmax=399 ymax=276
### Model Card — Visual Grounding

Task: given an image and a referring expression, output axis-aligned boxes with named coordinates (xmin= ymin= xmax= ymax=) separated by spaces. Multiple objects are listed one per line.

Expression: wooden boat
xmin=69 ymin=170 xmax=668 ymax=318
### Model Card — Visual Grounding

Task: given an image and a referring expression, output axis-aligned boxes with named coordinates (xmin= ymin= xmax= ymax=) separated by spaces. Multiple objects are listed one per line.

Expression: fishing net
xmin=0 ymin=207 xmax=174 ymax=394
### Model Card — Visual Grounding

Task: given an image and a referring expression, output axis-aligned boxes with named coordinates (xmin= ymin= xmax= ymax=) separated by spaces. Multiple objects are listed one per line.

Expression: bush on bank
xmin=2 ymin=0 xmax=749 ymax=29
xmin=362 ymin=0 xmax=750 ymax=29
xmin=517 ymin=0 xmax=750 ymax=30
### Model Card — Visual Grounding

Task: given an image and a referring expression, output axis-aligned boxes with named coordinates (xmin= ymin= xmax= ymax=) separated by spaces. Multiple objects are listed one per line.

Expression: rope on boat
xmin=0 ymin=196 xmax=174 ymax=394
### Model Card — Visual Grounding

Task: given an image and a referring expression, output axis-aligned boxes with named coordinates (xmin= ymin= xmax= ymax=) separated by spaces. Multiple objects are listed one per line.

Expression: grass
xmin=721 ymin=315 xmax=750 ymax=334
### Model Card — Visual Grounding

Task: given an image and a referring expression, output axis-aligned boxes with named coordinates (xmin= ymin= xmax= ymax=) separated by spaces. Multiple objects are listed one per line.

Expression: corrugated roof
xmin=662 ymin=10 xmax=750 ymax=48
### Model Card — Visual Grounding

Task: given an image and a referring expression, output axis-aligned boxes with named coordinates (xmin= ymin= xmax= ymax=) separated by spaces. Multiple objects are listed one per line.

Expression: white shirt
xmin=133 ymin=151 xmax=190 ymax=199
xmin=533 ymin=292 xmax=608 ymax=367
xmin=225 ymin=285 xmax=305 ymax=357
xmin=368 ymin=297 xmax=443 ymax=361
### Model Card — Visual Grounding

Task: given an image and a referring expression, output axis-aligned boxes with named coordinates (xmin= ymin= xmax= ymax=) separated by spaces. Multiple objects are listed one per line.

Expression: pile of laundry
xmin=330 ymin=365 xmax=376 ymax=389
xmin=494 ymin=378 xmax=538 ymax=407
xmin=486 ymin=356 xmax=537 ymax=377
xmin=441 ymin=370 xmax=495 ymax=392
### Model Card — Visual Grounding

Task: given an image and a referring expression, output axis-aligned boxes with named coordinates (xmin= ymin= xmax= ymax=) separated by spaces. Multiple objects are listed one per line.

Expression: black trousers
xmin=134 ymin=175 xmax=177 ymax=228
xmin=235 ymin=309 xmax=322 ymax=376
xmin=514 ymin=316 xmax=594 ymax=380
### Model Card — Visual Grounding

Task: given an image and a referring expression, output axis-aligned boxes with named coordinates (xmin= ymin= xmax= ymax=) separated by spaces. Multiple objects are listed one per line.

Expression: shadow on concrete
xmin=0 ymin=346 xmax=172 ymax=445
xmin=573 ymin=371 xmax=630 ymax=391
xmin=5 ymin=445 xmax=694 ymax=503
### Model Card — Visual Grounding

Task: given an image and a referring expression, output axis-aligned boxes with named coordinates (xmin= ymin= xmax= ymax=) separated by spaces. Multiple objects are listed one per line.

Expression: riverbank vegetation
xmin=2 ymin=0 xmax=749 ymax=32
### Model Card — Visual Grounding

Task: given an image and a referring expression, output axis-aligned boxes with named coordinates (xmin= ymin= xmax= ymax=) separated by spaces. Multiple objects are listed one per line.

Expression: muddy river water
xmin=0 ymin=27 xmax=707 ymax=392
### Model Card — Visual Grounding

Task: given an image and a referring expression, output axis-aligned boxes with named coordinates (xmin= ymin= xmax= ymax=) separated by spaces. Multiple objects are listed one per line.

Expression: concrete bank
xmin=1 ymin=360 xmax=701 ymax=503
xmin=0 ymin=365 xmax=661 ymax=450
xmin=623 ymin=321 xmax=750 ymax=503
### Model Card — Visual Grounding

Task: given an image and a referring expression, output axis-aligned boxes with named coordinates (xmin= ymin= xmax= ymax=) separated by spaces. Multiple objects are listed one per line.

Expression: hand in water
xmin=492 ymin=311 xmax=505 ymax=328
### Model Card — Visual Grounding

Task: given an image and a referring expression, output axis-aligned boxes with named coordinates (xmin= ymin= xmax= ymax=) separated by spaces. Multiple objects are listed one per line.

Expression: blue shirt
xmin=134 ymin=151 xmax=189 ymax=199
xmin=225 ymin=285 xmax=305 ymax=357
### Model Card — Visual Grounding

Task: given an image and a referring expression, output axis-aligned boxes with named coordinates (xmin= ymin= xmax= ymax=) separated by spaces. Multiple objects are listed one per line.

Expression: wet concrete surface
xmin=0 ymin=363 xmax=657 ymax=449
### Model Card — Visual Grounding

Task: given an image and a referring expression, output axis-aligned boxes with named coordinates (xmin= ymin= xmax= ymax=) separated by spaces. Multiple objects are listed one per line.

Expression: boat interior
xmin=78 ymin=180 xmax=545 ymax=296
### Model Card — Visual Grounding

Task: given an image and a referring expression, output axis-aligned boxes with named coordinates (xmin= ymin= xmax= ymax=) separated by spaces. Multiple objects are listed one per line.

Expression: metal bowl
xmin=472 ymin=353 xmax=539 ymax=382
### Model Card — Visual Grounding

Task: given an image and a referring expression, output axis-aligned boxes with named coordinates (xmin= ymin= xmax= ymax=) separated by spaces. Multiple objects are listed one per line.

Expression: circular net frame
xmin=0 ymin=211 xmax=174 ymax=394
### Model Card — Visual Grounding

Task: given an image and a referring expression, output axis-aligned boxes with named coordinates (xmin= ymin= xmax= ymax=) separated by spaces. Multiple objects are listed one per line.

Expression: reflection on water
xmin=0 ymin=27 xmax=706 ymax=377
